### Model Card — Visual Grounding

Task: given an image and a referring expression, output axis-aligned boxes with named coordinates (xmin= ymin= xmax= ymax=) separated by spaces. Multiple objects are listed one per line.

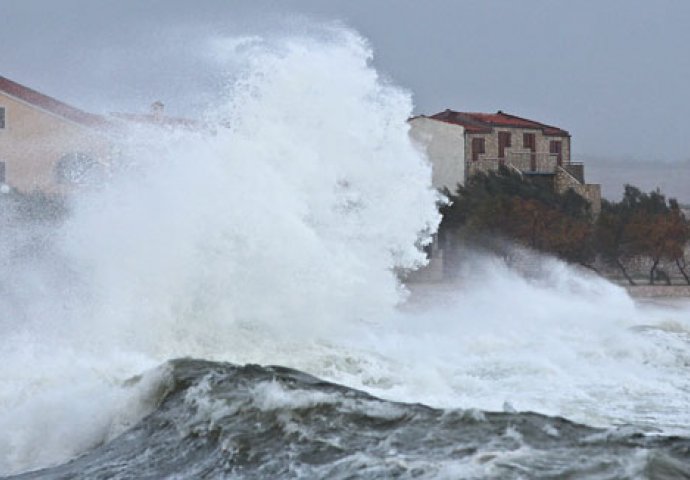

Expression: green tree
xmin=439 ymin=166 xmax=595 ymax=268
xmin=595 ymin=186 xmax=689 ymax=285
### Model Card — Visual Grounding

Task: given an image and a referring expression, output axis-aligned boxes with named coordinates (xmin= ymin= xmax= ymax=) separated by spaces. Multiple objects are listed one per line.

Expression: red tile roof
xmin=0 ymin=75 xmax=108 ymax=128
xmin=422 ymin=109 xmax=569 ymax=137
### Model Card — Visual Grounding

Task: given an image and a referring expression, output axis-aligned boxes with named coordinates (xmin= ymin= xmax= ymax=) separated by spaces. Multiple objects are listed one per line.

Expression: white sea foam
xmin=343 ymin=256 xmax=690 ymax=431
xmin=0 ymin=28 xmax=437 ymax=474
xmin=0 ymin=26 xmax=689 ymax=476
xmin=250 ymin=381 xmax=341 ymax=411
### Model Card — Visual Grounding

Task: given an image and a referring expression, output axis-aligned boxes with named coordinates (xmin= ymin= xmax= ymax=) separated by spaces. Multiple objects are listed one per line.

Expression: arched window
xmin=55 ymin=153 xmax=103 ymax=185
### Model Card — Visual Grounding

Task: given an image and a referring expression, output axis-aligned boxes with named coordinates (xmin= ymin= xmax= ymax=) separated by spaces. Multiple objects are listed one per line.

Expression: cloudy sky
xmin=2 ymin=0 xmax=690 ymax=170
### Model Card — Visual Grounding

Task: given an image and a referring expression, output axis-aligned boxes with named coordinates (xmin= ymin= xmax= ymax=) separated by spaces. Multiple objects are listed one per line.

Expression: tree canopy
xmin=596 ymin=186 xmax=689 ymax=284
xmin=440 ymin=166 xmax=595 ymax=267
xmin=438 ymin=168 xmax=690 ymax=285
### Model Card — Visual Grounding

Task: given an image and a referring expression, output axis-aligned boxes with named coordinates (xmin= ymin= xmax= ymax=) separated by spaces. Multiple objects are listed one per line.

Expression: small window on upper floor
xmin=549 ymin=140 xmax=563 ymax=166
xmin=498 ymin=132 xmax=511 ymax=158
xmin=523 ymin=133 xmax=535 ymax=151
xmin=0 ymin=107 xmax=5 ymax=129
xmin=471 ymin=137 xmax=485 ymax=162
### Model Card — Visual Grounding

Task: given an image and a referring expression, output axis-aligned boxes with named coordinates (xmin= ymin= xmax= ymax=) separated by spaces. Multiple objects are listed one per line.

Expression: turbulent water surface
xmin=10 ymin=359 xmax=690 ymax=479
xmin=1 ymin=28 xmax=690 ymax=479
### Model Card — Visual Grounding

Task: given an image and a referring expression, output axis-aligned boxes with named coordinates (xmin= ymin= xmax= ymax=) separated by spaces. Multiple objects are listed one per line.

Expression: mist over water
xmin=0 ymin=29 xmax=440 ymax=473
xmin=397 ymin=256 xmax=690 ymax=427
xmin=1 ymin=28 xmax=689 ymax=476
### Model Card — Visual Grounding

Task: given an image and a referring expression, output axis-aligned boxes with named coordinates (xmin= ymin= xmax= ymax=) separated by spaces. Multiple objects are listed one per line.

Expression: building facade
xmin=0 ymin=76 xmax=114 ymax=193
xmin=0 ymin=75 xmax=195 ymax=194
xmin=409 ymin=109 xmax=601 ymax=214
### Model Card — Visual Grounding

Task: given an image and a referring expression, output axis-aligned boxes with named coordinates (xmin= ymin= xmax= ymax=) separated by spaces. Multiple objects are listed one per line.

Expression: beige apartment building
xmin=409 ymin=109 xmax=601 ymax=214
xmin=0 ymin=75 xmax=196 ymax=194
xmin=0 ymin=75 xmax=114 ymax=193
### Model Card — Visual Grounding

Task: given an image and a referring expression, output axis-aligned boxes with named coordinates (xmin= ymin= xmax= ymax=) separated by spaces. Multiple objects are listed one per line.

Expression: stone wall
xmin=506 ymin=152 xmax=558 ymax=173
xmin=598 ymin=251 xmax=690 ymax=286
xmin=464 ymin=126 xmax=570 ymax=177
xmin=555 ymin=167 xmax=601 ymax=215
xmin=563 ymin=163 xmax=584 ymax=183
xmin=624 ymin=285 xmax=690 ymax=298
xmin=466 ymin=157 xmax=502 ymax=177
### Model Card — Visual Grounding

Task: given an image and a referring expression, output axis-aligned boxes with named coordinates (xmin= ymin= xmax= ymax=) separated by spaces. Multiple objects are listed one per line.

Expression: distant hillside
xmin=577 ymin=156 xmax=690 ymax=204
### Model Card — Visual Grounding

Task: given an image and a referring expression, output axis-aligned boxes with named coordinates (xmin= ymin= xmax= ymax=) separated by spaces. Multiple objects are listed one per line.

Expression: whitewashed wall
xmin=408 ymin=117 xmax=465 ymax=194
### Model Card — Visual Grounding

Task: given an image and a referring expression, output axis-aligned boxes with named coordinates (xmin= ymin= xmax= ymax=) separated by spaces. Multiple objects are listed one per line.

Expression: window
xmin=524 ymin=133 xmax=537 ymax=170
xmin=0 ymin=107 xmax=5 ymax=129
xmin=549 ymin=140 xmax=563 ymax=166
xmin=0 ymin=162 xmax=5 ymax=183
xmin=471 ymin=137 xmax=485 ymax=162
xmin=498 ymin=132 xmax=511 ymax=158
xmin=523 ymin=133 xmax=535 ymax=151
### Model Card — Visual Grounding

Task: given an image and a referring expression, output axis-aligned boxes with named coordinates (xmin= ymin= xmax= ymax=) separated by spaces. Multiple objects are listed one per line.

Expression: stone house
xmin=407 ymin=109 xmax=602 ymax=282
xmin=409 ymin=109 xmax=601 ymax=214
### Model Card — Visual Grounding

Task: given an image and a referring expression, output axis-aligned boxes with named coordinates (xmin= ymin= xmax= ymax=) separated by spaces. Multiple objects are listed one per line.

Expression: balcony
xmin=503 ymin=152 xmax=560 ymax=173
xmin=468 ymin=152 xmax=562 ymax=177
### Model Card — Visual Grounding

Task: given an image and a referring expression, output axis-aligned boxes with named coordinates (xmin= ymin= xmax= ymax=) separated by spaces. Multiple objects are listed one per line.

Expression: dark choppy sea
xmin=10 ymin=358 xmax=690 ymax=480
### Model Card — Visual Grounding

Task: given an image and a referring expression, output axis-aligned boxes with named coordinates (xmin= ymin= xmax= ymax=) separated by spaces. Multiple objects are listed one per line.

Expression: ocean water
xmin=1 ymin=29 xmax=689 ymax=479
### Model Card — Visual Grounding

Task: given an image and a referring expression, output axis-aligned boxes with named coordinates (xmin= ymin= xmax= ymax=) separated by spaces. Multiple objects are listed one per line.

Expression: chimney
xmin=150 ymin=101 xmax=164 ymax=121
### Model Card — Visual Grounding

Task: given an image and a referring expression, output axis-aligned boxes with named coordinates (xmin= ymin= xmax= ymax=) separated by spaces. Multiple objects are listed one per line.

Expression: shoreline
xmin=403 ymin=279 xmax=690 ymax=304
xmin=622 ymin=285 xmax=690 ymax=298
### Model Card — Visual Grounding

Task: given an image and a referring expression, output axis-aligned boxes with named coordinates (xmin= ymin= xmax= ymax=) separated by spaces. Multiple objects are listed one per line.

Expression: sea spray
xmin=58 ymin=30 xmax=439 ymax=348
xmin=1 ymin=27 xmax=690 ymax=477
xmin=0 ymin=29 xmax=439 ymax=474
xmin=361 ymin=253 xmax=690 ymax=431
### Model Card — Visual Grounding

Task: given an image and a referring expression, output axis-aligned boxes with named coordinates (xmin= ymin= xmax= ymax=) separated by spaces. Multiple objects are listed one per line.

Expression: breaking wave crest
xmin=0 ymin=28 xmax=439 ymax=474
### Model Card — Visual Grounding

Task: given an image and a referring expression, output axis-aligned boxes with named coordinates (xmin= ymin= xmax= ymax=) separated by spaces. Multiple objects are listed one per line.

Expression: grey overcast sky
xmin=2 ymin=0 xmax=690 ymax=166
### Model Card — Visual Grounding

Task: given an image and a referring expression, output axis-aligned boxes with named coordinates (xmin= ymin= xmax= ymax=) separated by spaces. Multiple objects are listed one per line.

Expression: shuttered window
xmin=498 ymin=132 xmax=511 ymax=158
xmin=0 ymin=107 xmax=5 ymax=129
xmin=523 ymin=133 xmax=535 ymax=151
xmin=471 ymin=137 xmax=485 ymax=162
xmin=550 ymin=140 xmax=563 ymax=165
